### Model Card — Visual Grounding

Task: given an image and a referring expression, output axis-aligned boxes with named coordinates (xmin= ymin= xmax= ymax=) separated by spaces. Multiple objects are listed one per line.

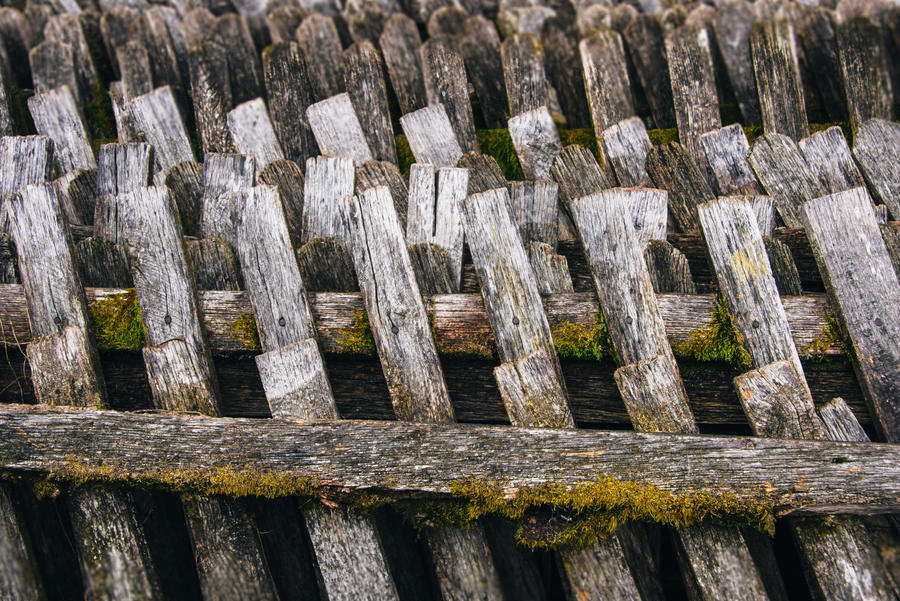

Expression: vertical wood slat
xmin=306 ymin=92 xmax=374 ymax=165
xmin=600 ymin=117 xmax=652 ymax=187
xmin=623 ymin=14 xmax=676 ymax=129
xmin=125 ymin=86 xmax=195 ymax=182
xmin=0 ymin=136 xmax=54 ymax=199
xmin=802 ymin=187 xmax=900 ymax=443
xmin=798 ymin=126 xmax=865 ymax=195
xmin=580 ymin=29 xmax=635 ymax=134
xmin=501 ymin=33 xmax=549 ymax=118
xmin=853 ymin=119 xmax=900 ymax=220
xmin=750 ymin=19 xmax=809 ymax=142
xmin=458 ymin=16 xmax=507 ymax=130
xmin=262 ymin=41 xmax=319 ymax=166
xmin=399 ymin=104 xmax=463 ymax=168
xmin=0 ymin=484 xmax=46 ymax=601
xmin=345 ymin=185 xmax=505 ymax=601
xmin=699 ymin=124 xmax=762 ymax=196
xmin=748 ymin=133 xmax=823 ymax=228
xmin=188 ymin=42 xmax=234 ymax=155
xmin=27 ymin=86 xmax=96 ymax=173
xmin=227 ymin=98 xmax=285 ymax=169
xmin=379 ymin=13 xmax=427 ymax=116
xmin=712 ymin=0 xmax=760 ymax=125
xmin=837 ymin=16 xmax=894 ymax=129
xmin=421 ymin=35 xmax=478 ymax=154
xmin=343 ymin=41 xmax=397 ymax=165
xmin=199 ymin=152 xmax=256 ymax=247
xmin=507 ymin=106 xmax=562 ymax=181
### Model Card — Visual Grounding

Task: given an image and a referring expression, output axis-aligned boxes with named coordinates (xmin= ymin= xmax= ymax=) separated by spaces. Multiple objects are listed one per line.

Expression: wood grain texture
xmin=0 ymin=136 xmax=53 ymax=200
xmin=200 ymin=153 xmax=256 ymax=246
xmin=749 ymin=133 xmax=823 ymax=228
xmin=837 ymin=16 xmax=894 ymax=129
xmin=306 ymin=93 xmax=373 ymax=165
xmin=3 ymin=404 xmax=900 ymax=511
xmin=302 ymin=155 xmax=355 ymax=246
xmin=623 ymin=14 xmax=675 ymax=128
xmin=601 ymin=117 xmax=652 ymax=187
xmin=95 ymin=143 xmax=152 ymax=243
xmin=379 ymin=14 xmax=427 ymax=116
xmin=580 ymin=29 xmax=634 ymax=134
xmin=550 ymin=144 xmax=611 ymax=207
xmin=400 ymin=104 xmax=463 ymax=168
xmin=799 ymin=126 xmax=865 ymax=195
xmin=187 ymin=42 xmax=234 ymax=155
xmin=0 ymin=484 xmax=45 ymax=601
xmin=675 ymin=524 xmax=770 ymax=601
xmin=646 ymin=142 xmax=713 ymax=233
xmin=165 ymin=160 xmax=204 ymax=237
xmin=212 ymin=14 xmax=262 ymax=105
xmin=29 ymin=40 xmax=80 ymax=106
xmin=712 ymin=0 xmax=760 ymax=125
xmin=343 ymin=41 xmax=397 ymax=165
xmin=750 ymin=19 xmax=809 ymax=142
xmin=644 ymin=240 xmax=695 ymax=294
xmin=258 ymin=159 xmax=305 ymax=248
xmin=802 ymin=187 xmax=900 ymax=442
xmin=262 ymin=42 xmax=318 ymax=166
xmin=699 ymin=124 xmax=761 ymax=197
xmin=116 ymin=41 xmax=153 ymax=101
xmin=507 ymin=106 xmax=561 ymax=181
xmin=541 ymin=15 xmax=590 ymax=129
xmin=501 ymin=33 xmax=549 ymax=118
xmin=126 ymin=86 xmax=195 ymax=181
xmin=853 ymin=119 xmax=900 ymax=220
xmin=27 ymin=86 xmax=95 ymax=173
xmin=421 ymin=35 xmax=477 ymax=153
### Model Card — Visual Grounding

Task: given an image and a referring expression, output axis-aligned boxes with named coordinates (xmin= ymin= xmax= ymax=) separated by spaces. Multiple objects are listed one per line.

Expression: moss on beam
xmin=551 ymin=313 xmax=616 ymax=362
xmin=671 ymin=297 xmax=752 ymax=370
xmin=90 ymin=289 xmax=145 ymax=351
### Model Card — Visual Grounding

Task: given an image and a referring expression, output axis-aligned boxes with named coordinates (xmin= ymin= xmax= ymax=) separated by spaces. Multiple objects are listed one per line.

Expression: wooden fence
xmin=0 ymin=0 xmax=898 ymax=598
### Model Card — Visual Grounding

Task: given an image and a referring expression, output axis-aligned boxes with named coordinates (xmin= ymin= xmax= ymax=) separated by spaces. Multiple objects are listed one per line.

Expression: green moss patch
xmin=335 ymin=310 xmax=376 ymax=355
xmin=90 ymin=290 xmax=145 ymax=351
xmin=229 ymin=312 xmax=261 ymax=351
xmin=802 ymin=315 xmax=856 ymax=363
xmin=552 ymin=314 xmax=615 ymax=362
xmin=477 ymin=128 xmax=524 ymax=180
xmin=647 ymin=128 xmax=679 ymax=146
xmin=672 ymin=297 xmax=751 ymax=369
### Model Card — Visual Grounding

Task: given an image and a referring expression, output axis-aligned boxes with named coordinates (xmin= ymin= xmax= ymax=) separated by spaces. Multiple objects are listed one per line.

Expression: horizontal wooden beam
xmin=0 ymin=285 xmax=838 ymax=357
xmin=0 ymin=404 xmax=897 ymax=515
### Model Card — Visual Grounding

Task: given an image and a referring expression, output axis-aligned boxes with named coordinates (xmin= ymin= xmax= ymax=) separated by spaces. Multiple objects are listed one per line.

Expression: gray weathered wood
xmin=400 ymin=104 xmax=463 ymax=168
xmin=116 ymin=41 xmax=153 ymax=101
xmin=27 ymin=86 xmax=96 ymax=173
xmin=94 ymin=142 xmax=152 ymax=243
xmin=601 ymin=117 xmax=651 ymax=187
xmin=421 ymin=36 xmax=478 ymax=154
xmin=749 ymin=133 xmax=823 ymax=228
xmin=838 ymin=16 xmax=894 ymax=129
xmin=457 ymin=16 xmax=508 ymax=130
xmin=356 ymin=161 xmax=409 ymax=231
xmin=212 ymin=14 xmax=263 ymax=105
xmin=751 ymin=19 xmax=809 ymax=142
xmin=0 ymin=484 xmax=45 ymax=601
xmin=262 ymin=42 xmax=318 ymax=166
xmin=550 ymin=144 xmax=611 ymax=207
xmin=343 ymin=41 xmax=397 ymax=165
xmin=623 ymin=14 xmax=676 ymax=129
xmin=799 ymin=126 xmax=866 ymax=195
xmin=541 ymin=14 xmax=590 ymax=129
xmin=187 ymin=42 xmax=234 ymax=155
xmin=527 ymin=241 xmax=574 ymax=294
xmin=307 ymin=93 xmax=374 ymax=165
xmin=0 ymin=136 xmax=54 ymax=200
xmin=853 ymin=119 xmax=900 ymax=219
xmin=186 ymin=238 xmax=242 ymax=291
xmin=644 ymin=239 xmax=695 ymax=294
xmin=302 ymin=155 xmax=355 ymax=247
xmin=227 ymin=99 xmax=285 ymax=168
xmin=712 ymin=0 xmax=760 ymax=125
xmin=507 ymin=106 xmax=562 ymax=181
xmin=30 ymin=40 xmax=80 ymax=106
xmin=763 ymin=235 xmax=803 ymax=296
xmin=126 ymin=86 xmax=195 ymax=182
xmin=792 ymin=6 xmax=846 ymax=123
xmin=43 ymin=14 xmax=100 ymax=105
xmin=699 ymin=124 xmax=762 ymax=197
xmin=296 ymin=14 xmax=345 ymax=102
xmin=665 ymin=24 xmax=721 ymax=170
xmin=557 ymin=538 xmax=642 ymax=601
xmin=407 ymin=163 xmax=467 ymax=293
xmin=200 ymin=153 xmax=256 ymax=246
xmin=458 ymin=152 xmax=509 ymax=196
xmin=580 ymin=29 xmax=634 ymax=134
xmin=501 ymin=33 xmax=549 ymax=118
xmin=116 ymin=186 xmax=219 ymax=415
xmin=425 ymin=526 xmax=504 ymax=601
xmin=508 ymin=179 xmax=559 ymax=248
xmin=3 ymin=184 xmax=105 ymax=408
xmin=646 ymin=142 xmax=713 ymax=233
xmin=53 ymin=168 xmax=96 ymax=226
xmin=258 ymin=159 xmax=305 ymax=248
xmin=165 ymin=161 xmax=204 ymax=238
xmin=379 ymin=14 xmax=427 ymax=116
xmin=802 ymin=187 xmax=900 ymax=442
xmin=74 ymin=237 xmax=132 ymax=288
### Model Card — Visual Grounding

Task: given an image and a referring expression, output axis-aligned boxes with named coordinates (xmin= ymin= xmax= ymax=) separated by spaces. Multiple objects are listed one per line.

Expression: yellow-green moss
xmin=647 ymin=128 xmax=679 ymax=146
xmin=551 ymin=313 xmax=615 ymax=362
xmin=396 ymin=133 xmax=415 ymax=176
xmin=335 ymin=310 xmax=376 ymax=355
xmin=672 ymin=297 xmax=752 ymax=369
xmin=33 ymin=479 xmax=60 ymax=500
xmin=90 ymin=290 xmax=145 ymax=351
xmin=743 ymin=126 xmax=764 ymax=144
xmin=559 ymin=128 xmax=605 ymax=167
xmin=477 ymin=128 xmax=524 ymax=180
xmin=802 ymin=315 xmax=856 ymax=363
xmin=85 ymin=82 xmax=117 ymax=141
xmin=229 ymin=312 xmax=261 ymax=351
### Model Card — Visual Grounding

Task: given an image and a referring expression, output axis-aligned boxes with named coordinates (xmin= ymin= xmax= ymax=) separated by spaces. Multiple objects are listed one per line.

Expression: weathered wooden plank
xmin=165 ymin=161 xmax=203 ymax=237
xmin=623 ymin=14 xmax=675 ymax=129
xmin=199 ymin=153 xmax=256 ymax=246
xmin=94 ymin=142 xmax=152 ymax=243
xmin=0 ymin=136 xmax=54 ymax=200
xmin=508 ymin=106 xmax=562 ymax=181
xmin=258 ymin=159 xmax=305 ymax=248
xmin=187 ymin=42 xmax=234 ymax=155
xmin=399 ymin=104 xmax=463 ymax=168
xmin=4 ymin=405 xmax=899 ymax=510
xmin=665 ymin=24 xmax=721 ymax=169
xmin=30 ymin=40 xmax=80 ymax=106
xmin=699 ymin=124 xmax=761 ymax=197
xmin=379 ymin=14 xmax=427 ymax=116
xmin=837 ymin=16 xmax=894 ymax=129
xmin=646 ymin=142 xmax=713 ymax=233
xmin=43 ymin=14 xmax=100 ymax=105
xmin=227 ymin=99 xmax=285 ymax=169
xmin=426 ymin=5 xmax=467 ymax=37
xmin=580 ymin=29 xmax=634 ymax=134
xmin=802 ymin=187 xmax=900 ymax=442
xmin=421 ymin=35 xmax=477 ymax=154
xmin=712 ymin=0 xmax=760 ymax=125
xmin=307 ymin=93 xmax=374 ymax=165
xmin=343 ymin=41 xmax=397 ymax=165
xmin=799 ymin=126 xmax=865 ymax=195
xmin=301 ymin=155 xmax=355 ymax=247
xmin=751 ymin=19 xmax=809 ymax=142
xmin=296 ymin=14 xmax=345 ymax=102
xmin=600 ymin=117 xmax=651 ymax=187
xmin=267 ymin=4 xmax=305 ymax=42
xmin=541 ymin=14 xmax=590 ymax=129
xmin=0 ymin=484 xmax=45 ymax=601
xmin=764 ymin=235 xmax=802 ymax=296
xmin=74 ymin=237 xmax=132 ymax=288
xmin=501 ymin=33 xmax=549 ymax=118
xmin=749 ymin=133 xmax=823 ymax=228
xmin=212 ymin=14 xmax=263 ymax=105
xmin=185 ymin=238 xmax=242 ymax=291
xmin=116 ymin=41 xmax=153 ymax=101
xmin=644 ymin=240 xmax=695 ymax=294
xmin=550 ymin=144 xmax=611 ymax=207
xmin=261 ymin=42 xmax=318 ymax=166
xmin=27 ymin=86 xmax=95 ymax=173
xmin=853 ymin=119 xmax=900 ymax=219
xmin=355 ymin=160 xmax=409 ymax=230
xmin=126 ymin=87 xmax=195 ymax=182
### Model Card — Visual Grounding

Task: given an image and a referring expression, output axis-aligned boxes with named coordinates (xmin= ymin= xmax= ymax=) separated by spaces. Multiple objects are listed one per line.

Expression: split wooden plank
xmin=0 ymin=136 xmax=54 ymax=200
xmin=580 ymin=29 xmax=635 ymax=134
xmin=27 ymin=86 xmax=96 ymax=173
xmin=3 ymin=404 xmax=900 ymax=511
xmin=508 ymin=106 xmax=562 ymax=181
xmin=853 ymin=119 xmax=900 ymax=219
xmin=399 ymin=104 xmax=463 ymax=168
xmin=569 ymin=187 xmax=773 ymax=601
xmin=0 ymin=484 xmax=45 ymax=601
xmin=43 ymin=14 xmax=100 ymax=106
xmin=792 ymin=6 xmax=846 ymax=123
xmin=212 ymin=14 xmax=263 ymax=105
xmin=258 ymin=160 xmax=305 ymax=248
xmin=227 ymin=98 xmax=285 ymax=169
xmin=802 ymin=187 xmax=900 ymax=442
xmin=421 ymin=35 xmax=478 ymax=154
xmin=600 ymin=117 xmax=651 ymax=187
xmin=501 ymin=33 xmax=549 ymax=118
xmin=749 ymin=133 xmax=824 ymax=228
xmin=646 ymin=142 xmax=713 ymax=233
xmin=355 ymin=160 xmax=409 ymax=230
xmin=296 ymin=14 xmax=345 ymax=102
xmin=343 ymin=41 xmax=397 ymax=165
xmin=798 ymin=126 xmax=865 ymax=195
xmin=125 ymin=86 xmax=195 ymax=182
xmin=116 ymin=41 xmax=153 ymax=101
xmin=837 ymin=16 xmax=894 ymax=129
xmin=406 ymin=164 xmax=467 ymax=293
xmin=165 ymin=161 xmax=203 ymax=238
xmin=712 ymin=0 xmax=760 ymax=125
xmin=699 ymin=124 xmax=761 ymax=196
xmin=541 ymin=14 xmax=590 ymax=129
xmin=346 ymin=184 xmax=506 ymax=601
xmin=457 ymin=16 xmax=507 ymax=130
xmin=306 ymin=93 xmax=374 ymax=165
xmin=262 ymin=42 xmax=319 ymax=166
xmin=199 ymin=153 xmax=256 ymax=246
xmin=623 ymin=14 xmax=676 ymax=129
xmin=187 ymin=42 xmax=234 ymax=155
xmin=30 ymin=40 xmax=80 ymax=106
xmin=94 ymin=142 xmax=152 ymax=244
xmin=550 ymin=144 xmax=612 ymax=207
xmin=379 ymin=14 xmax=427 ymax=116
xmin=750 ymin=19 xmax=809 ymax=142
xmin=665 ymin=23 xmax=721 ymax=170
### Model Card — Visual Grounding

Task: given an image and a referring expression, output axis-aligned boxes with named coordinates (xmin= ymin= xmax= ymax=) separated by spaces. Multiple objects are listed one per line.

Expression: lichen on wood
xmin=334 ymin=310 xmax=376 ymax=355
xmin=90 ymin=289 xmax=145 ymax=351
xmin=671 ymin=296 xmax=751 ymax=369
xmin=228 ymin=312 xmax=261 ymax=351
xmin=551 ymin=313 xmax=615 ymax=361
xmin=802 ymin=315 xmax=856 ymax=362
